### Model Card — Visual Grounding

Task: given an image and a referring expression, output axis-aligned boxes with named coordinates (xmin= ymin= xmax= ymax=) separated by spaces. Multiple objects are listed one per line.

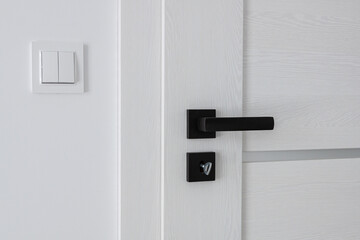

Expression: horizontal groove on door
xmin=243 ymin=149 xmax=360 ymax=163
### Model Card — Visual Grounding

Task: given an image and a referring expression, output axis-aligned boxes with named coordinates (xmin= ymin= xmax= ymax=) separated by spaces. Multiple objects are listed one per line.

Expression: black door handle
xmin=199 ymin=116 xmax=274 ymax=132
xmin=187 ymin=109 xmax=274 ymax=139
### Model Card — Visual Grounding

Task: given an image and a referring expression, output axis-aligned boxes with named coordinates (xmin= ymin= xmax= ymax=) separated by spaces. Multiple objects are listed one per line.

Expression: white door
xmin=243 ymin=1 xmax=360 ymax=239
xmin=121 ymin=0 xmax=360 ymax=239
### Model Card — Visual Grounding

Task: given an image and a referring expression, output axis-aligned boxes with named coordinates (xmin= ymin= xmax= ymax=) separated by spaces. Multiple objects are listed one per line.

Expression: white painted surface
xmin=163 ymin=0 xmax=243 ymax=239
xmin=243 ymin=158 xmax=360 ymax=240
xmin=121 ymin=0 xmax=162 ymax=239
xmin=243 ymin=0 xmax=360 ymax=151
xmin=58 ymin=52 xmax=75 ymax=84
xmin=0 ymin=0 xmax=118 ymax=239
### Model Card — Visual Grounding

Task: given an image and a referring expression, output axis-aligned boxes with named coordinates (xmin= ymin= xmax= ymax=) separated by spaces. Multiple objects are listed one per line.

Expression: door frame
xmin=119 ymin=0 xmax=163 ymax=239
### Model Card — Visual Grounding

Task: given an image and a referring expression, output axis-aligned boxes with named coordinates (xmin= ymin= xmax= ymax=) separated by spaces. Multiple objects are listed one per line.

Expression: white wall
xmin=0 ymin=1 xmax=118 ymax=239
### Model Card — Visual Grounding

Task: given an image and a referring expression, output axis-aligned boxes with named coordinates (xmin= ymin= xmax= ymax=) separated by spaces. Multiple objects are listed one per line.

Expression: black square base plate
xmin=187 ymin=109 xmax=216 ymax=139
xmin=187 ymin=152 xmax=215 ymax=182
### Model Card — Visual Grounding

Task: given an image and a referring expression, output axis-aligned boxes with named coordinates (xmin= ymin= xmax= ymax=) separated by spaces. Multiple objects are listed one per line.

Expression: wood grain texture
xmin=164 ymin=0 xmax=243 ymax=239
xmin=243 ymin=0 xmax=360 ymax=151
xmin=121 ymin=0 xmax=161 ymax=239
xmin=243 ymin=158 xmax=360 ymax=240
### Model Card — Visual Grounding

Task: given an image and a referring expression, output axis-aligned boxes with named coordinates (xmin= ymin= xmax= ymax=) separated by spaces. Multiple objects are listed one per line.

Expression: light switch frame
xmin=32 ymin=41 xmax=84 ymax=93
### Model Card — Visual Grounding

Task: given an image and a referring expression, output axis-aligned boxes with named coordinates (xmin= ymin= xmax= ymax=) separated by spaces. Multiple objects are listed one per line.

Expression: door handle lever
xmin=199 ymin=116 xmax=274 ymax=132
xmin=187 ymin=109 xmax=274 ymax=139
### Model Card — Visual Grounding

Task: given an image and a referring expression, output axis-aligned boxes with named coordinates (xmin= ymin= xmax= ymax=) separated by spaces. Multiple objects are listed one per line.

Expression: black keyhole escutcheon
xmin=187 ymin=152 xmax=215 ymax=182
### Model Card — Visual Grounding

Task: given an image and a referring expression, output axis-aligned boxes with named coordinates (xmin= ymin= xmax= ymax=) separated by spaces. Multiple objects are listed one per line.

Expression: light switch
xmin=41 ymin=51 xmax=58 ymax=83
xmin=59 ymin=52 xmax=75 ymax=84
xmin=32 ymin=42 xmax=84 ymax=93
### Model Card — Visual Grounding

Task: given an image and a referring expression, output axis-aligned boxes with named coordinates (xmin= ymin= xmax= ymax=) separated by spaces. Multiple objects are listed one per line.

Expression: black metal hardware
xmin=187 ymin=109 xmax=274 ymax=139
xmin=187 ymin=152 xmax=215 ymax=182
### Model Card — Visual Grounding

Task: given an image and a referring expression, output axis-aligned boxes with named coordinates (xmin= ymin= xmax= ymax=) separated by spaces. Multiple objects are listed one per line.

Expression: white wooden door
xmin=121 ymin=0 xmax=360 ymax=239
xmin=242 ymin=1 xmax=360 ymax=239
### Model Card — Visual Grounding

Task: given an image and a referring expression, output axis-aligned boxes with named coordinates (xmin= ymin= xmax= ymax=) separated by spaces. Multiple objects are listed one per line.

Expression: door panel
xmin=243 ymin=158 xmax=360 ymax=240
xmin=164 ymin=0 xmax=243 ymax=239
xmin=243 ymin=0 xmax=360 ymax=151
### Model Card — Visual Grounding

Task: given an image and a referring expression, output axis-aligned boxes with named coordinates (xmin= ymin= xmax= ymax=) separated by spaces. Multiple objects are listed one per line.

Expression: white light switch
xmin=59 ymin=52 xmax=75 ymax=84
xmin=32 ymin=42 xmax=84 ymax=93
xmin=41 ymin=51 xmax=58 ymax=83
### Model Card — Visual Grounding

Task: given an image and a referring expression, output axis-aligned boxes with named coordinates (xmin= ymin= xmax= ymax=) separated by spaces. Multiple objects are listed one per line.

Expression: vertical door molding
xmin=121 ymin=0 xmax=162 ymax=239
